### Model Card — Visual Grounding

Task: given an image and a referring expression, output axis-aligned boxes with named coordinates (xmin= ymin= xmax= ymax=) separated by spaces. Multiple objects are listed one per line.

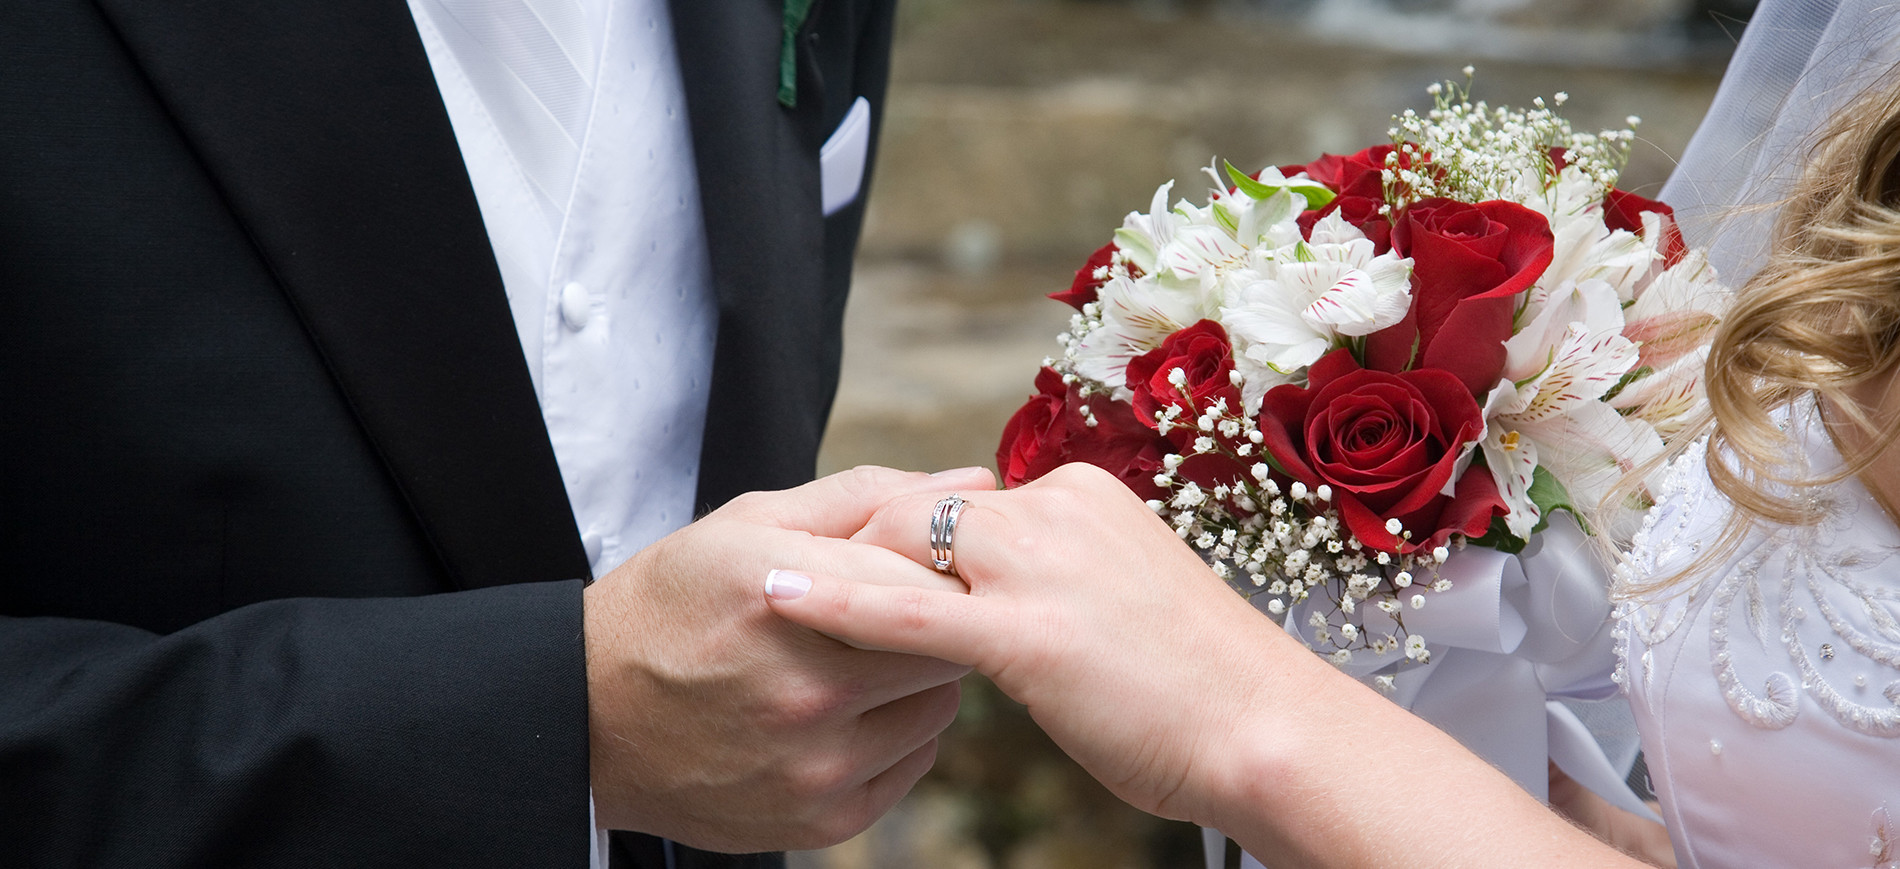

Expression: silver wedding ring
xmin=929 ymin=494 xmax=966 ymax=576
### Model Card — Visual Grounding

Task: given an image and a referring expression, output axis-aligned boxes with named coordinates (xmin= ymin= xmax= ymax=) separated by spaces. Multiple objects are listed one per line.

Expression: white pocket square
xmin=820 ymin=96 xmax=871 ymax=216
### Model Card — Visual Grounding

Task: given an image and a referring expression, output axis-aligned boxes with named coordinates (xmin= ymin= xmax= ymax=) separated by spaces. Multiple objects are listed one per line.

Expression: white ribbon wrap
xmin=1208 ymin=513 xmax=1650 ymax=869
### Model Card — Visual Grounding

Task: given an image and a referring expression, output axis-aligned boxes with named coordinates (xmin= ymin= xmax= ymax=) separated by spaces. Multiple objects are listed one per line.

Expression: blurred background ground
xmin=802 ymin=1 xmax=1749 ymax=866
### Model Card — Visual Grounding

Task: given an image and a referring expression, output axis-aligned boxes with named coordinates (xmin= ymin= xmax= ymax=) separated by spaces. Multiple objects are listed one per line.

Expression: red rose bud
xmin=996 ymin=367 xmax=1169 ymax=501
xmin=1282 ymin=145 xmax=1395 ymax=201
xmin=1255 ymin=349 xmax=1504 ymax=554
xmin=1604 ymin=188 xmax=1687 ymax=268
xmin=1125 ymin=320 xmax=1243 ymax=448
xmin=1366 ymin=198 xmax=1555 ymax=394
xmin=1049 ymin=242 xmax=1121 ymax=311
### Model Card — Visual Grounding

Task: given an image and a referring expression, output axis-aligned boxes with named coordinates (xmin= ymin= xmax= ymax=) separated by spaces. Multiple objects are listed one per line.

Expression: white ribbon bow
xmin=1211 ymin=513 xmax=1654 ymax=869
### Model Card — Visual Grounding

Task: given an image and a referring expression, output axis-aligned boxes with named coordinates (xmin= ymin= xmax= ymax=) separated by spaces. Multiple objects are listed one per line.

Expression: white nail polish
xmin=764 ymin=569 xmax=812 ymax=600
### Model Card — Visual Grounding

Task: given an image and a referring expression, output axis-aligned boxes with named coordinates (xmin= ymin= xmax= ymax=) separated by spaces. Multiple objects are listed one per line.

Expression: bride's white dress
xmin=1617 ymin=402 xmax=1900 ymax=868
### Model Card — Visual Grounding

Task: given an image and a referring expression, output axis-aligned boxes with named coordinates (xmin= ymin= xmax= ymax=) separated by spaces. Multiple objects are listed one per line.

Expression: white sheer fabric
xmin=1660 ymin=0 xmax=1900 ymax=284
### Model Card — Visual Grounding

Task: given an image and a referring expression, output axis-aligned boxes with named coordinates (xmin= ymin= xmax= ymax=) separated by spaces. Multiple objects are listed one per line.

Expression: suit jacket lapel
xmin=670 ymin=0 xmax=835 ymax=510
xmin=90 ymin=0 xmax=590 ymax=589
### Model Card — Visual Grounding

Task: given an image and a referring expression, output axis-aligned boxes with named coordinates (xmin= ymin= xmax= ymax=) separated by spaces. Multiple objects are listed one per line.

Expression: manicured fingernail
xmin=930 ymin=466 xmax=985 ymax=478
xmin=764 ymin=570 xmax=812 ymax=600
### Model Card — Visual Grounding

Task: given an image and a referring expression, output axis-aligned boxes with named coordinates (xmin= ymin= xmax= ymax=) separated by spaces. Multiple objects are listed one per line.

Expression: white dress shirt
xmin=405 ymin=0 xmax=715 ymax=864
xmin=407 ymin=0 xmax=716 ymax=575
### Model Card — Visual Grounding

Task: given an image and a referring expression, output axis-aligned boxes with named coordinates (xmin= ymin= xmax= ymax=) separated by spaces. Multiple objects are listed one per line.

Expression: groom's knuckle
xmin=770 ymin=676 xmax=846 ymax=729
xmin=788 ymin=752 xmax=855 ymax=802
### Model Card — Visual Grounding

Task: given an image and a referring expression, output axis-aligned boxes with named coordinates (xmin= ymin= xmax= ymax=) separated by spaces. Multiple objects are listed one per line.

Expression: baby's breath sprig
xmin=1139 ymin=367 xmax=1450 ymax=680
xmin=1385 ymin=67 xmax=1638 ymax=213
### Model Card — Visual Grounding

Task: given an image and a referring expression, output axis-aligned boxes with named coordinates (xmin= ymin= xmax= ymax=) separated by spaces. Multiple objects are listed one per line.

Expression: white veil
xmin=1661 ymin=0 xmax=1900 ymax=283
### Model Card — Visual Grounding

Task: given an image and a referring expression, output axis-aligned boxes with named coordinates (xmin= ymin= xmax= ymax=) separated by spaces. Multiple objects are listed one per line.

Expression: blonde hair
xmin=1617 ymin=72 xmax=1900 ymax=596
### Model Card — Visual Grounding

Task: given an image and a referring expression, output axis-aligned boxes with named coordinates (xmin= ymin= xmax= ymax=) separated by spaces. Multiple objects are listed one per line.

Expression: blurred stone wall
xmin=801 ymin=0 xmax=1741 ymax=865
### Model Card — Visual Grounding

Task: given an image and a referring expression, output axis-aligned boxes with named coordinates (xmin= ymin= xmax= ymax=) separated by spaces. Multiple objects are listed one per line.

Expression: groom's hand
xmin=582 ymin=465 xmax=991 ymax=852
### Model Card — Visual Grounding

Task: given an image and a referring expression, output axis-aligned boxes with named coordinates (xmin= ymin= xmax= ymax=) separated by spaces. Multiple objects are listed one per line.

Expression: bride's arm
xmin=766 ymin=462 xmax=1644 ymax=867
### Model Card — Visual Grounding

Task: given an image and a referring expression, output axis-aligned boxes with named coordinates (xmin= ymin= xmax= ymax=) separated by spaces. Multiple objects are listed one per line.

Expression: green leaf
xmin=1292 ymin=182 xmax=1336 ymax=211
xmin=1225 ymin=161 xmax=1278 ymax=199
xmin=1526 ymin=464 xmax=1591 ymax=535
xmin=1255 ymin=448 xmax=1288 ymax=478
xmin=1468 ymin=515 xmax=1529 ymax=553
xmin=1224 ymin=160 xmax=1336 ymax=210
xmin=1469 ymin=466 xmax=1589 ymax=550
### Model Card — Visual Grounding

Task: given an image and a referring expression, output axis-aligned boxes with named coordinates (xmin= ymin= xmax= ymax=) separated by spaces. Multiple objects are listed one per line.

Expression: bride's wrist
xmin=1189 ymin=631 xmax=1331 ymax=835
xmin=1190 ymin=630 xmax=1395 ymax=854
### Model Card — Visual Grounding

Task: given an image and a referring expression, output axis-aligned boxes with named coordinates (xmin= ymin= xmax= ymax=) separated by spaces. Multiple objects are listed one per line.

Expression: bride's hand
xmin=763 ymin=462 xmax=1303 ymax=826
xmin=766 ymin=463 xmax=1642 ymax=868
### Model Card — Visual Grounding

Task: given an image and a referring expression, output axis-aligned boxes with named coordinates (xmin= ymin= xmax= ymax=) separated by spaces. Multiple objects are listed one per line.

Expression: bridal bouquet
xmin=997 ymin=76 xmax=1728 ymax=676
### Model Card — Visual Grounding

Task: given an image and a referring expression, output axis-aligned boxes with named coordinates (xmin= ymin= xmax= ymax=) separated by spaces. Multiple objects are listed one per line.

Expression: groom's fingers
xmin=735 ymin=465 xmax=996 ymax=539
xmin=841 ymin=737 xmax=942 ymax=846
xmin=851 ymin=680 xmax=961 ymax=773
xmin=764 ymin=568 xmax=997 ymax=668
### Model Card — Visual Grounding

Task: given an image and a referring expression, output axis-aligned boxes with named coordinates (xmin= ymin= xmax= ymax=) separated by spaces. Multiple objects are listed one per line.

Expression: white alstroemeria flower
xmin=1481 ymin=301 xmax=1642 ymax=536
xmin=1507 ymin=278 xmax=1626 ymax=375
xmin=1231 ymin=351 xmax=1301 ymax=416
xmin=1517 ymin=164 xmax=1642 ymax=299
xmin=1303 ymin=210 xmax=1371 ymax=247
xmin=1227 ymin=189 xmax=1305 ymax=250
xmin=1606 ymin=249 xmax=1727 ymax=437
xmin=1531 ymin=208 xmax=1609 ymax=298
xmin=1624 ymin=248 xmax=1726 ymax=369
xmin=1542 ymin=202 xmax=1675 ymax=307
xmin=1159 ymin=223 xmax=1250 ymax=283
xmin=1203 ymin=163 xmax=1307 ymax=249
xmin=1221 ymin=224 xmax=1413 ymax=376
xmin=1071 ymin=272 xmax=1209 ymax=391
xmin=1112 ymin=181 xmax=1185 ymax=275
xmin=1611 ymin=345 xmax=1709 ymax=439
xmin=1531 ymin=405 xmax=1663 ymax=532
xmin=1589 ymin=210 xmax=1672 ymax=302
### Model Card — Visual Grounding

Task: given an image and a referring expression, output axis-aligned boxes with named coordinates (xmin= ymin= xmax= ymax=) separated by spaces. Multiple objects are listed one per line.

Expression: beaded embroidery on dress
xmin=1615 ymin=399 xmax=1900 ymax=868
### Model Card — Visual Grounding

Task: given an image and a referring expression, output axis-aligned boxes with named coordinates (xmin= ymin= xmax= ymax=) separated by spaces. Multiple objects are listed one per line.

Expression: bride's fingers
xmin=763 ymin=568 xmax=1000 ymax=668
xmin=850 ymin=490 xmax=999 ymax=575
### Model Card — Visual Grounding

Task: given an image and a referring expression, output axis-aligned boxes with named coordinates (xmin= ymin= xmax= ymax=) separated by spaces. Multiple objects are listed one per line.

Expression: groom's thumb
xmin=763 ymin=568 xmax=993 ymax=666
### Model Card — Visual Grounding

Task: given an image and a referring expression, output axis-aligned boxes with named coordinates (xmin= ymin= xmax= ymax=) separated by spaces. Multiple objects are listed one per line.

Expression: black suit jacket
xmin=0 ymin=0 xmax=893 ymax=865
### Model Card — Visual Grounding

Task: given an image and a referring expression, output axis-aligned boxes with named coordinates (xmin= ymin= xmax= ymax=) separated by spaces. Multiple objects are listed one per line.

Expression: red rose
xmin=1049 ymin=242 xmax=1121 ymax=311
xmin=1603 ymin=188 xmax=1687 ymax=268
xmin=1256 ymin=349 xmax=1504 ymax=554
xmin=1284 ymin=145 xmax=1401 ymax=252
xmin=1125 ymin=320 xmax=1243 ymax=445
xmin=1121 ymin=320 xmax=1253 ymax=490
xmin=1365 ymin=198 xmax=1554 ymax=394
xmin=997 ymin=367 xmax=1169 ymax=501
